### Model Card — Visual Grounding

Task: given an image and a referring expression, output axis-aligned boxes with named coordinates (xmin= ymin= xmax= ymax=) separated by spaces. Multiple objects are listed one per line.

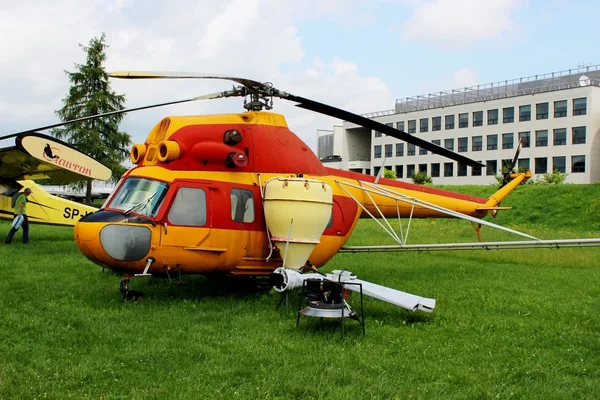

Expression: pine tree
xmin=52 ymin=33 xmax=131 ymax=203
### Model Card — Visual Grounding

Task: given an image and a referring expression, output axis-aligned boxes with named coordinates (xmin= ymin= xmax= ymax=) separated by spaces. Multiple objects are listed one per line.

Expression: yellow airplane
xmin=0 ymin=132 xmax=111 ymax=226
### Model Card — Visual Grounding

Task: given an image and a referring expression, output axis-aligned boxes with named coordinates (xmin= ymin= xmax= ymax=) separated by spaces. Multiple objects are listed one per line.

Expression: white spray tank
xmin=263 ymin=177 xmax=333 ymax=269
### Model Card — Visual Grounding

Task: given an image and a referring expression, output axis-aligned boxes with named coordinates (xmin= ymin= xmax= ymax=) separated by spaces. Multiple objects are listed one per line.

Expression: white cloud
xmin=401 ymin=0 xmax=526 ymax=47
xmin=453 ymin=67 xmax=479 ymax=88
xmin=0 ymin=0 xmax=394 ymax=152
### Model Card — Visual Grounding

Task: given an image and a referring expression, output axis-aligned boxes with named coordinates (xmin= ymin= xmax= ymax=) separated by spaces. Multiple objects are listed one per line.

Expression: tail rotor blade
xmin=502 ymin=138 xmax=523 ymax=186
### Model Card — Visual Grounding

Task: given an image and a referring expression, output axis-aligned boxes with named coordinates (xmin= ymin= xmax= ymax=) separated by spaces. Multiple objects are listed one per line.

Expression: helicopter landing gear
xmin=120 ymin=274 xmax=144 ymax=302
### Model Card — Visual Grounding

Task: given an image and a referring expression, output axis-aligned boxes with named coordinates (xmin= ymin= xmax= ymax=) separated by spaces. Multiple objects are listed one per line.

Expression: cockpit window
xmin=108 ymin=177 xmax=169 ymax=218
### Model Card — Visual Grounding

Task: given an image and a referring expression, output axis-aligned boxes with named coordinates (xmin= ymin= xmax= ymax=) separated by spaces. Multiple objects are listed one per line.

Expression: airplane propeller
xmin=2 ymin=71 xmax=486 ymax=168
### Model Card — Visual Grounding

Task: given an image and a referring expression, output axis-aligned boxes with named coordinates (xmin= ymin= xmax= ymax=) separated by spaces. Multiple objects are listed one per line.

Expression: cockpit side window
xmin=230 ymin=189 xmax=254 ymax=223
xmin=168 ymin=188 xmax=207 ymax=226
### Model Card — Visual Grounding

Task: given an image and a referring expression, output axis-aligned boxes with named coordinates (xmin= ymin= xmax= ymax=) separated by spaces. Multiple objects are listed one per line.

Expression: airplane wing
xmin=0 ymin=133 xmax=111 ymax=182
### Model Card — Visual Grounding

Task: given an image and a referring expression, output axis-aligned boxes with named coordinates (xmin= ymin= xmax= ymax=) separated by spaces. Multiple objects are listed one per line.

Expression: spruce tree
xmin=52 ymin=33 xmax=131 ymax=203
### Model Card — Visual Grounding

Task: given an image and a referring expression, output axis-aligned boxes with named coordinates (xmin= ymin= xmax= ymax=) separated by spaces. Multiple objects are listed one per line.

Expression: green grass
xmin=0 ymin=184 xmax=599 ymax=399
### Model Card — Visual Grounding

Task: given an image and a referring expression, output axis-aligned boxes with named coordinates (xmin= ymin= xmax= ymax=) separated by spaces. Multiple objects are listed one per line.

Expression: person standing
xmin=5 ymin=188 xmax=32 ymax=244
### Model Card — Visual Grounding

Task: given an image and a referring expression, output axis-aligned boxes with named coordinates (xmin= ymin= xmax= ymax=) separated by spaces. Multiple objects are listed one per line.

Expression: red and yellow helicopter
xmin=8 ymin=72 xmax=599 ymax=313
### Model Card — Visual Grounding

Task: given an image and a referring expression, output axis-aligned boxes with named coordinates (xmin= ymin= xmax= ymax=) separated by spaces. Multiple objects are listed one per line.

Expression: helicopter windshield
xmin=108 ymin=177 xmax=169 ymax=218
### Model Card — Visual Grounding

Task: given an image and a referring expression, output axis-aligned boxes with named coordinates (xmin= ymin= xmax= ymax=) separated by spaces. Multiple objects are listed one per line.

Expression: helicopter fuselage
xmin=74 ymin=111 xmax=492 ymax=277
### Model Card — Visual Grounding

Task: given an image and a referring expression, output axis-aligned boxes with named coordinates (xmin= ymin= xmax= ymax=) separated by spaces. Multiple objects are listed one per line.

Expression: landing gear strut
xmin=120 ymin=273 xmax=144 ymax=301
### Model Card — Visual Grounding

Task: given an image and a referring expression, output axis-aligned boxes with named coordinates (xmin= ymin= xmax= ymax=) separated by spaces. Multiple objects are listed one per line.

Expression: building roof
xmin=362 ymin=64 xmax=600 ymax=118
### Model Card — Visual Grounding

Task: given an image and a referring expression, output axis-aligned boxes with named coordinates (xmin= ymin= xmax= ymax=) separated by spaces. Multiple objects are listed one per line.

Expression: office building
xmin=317 ymin=65 xmax=600 ymax=184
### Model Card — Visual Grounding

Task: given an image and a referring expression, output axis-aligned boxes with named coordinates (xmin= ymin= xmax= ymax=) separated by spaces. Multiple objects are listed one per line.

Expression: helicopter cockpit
xmin=108 ymin=177 xmax=169 ymax=218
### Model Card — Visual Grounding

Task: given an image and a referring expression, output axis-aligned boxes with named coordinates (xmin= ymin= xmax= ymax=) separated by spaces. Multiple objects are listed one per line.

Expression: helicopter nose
xmin=75 ymin=222 xmax=152 ymax=262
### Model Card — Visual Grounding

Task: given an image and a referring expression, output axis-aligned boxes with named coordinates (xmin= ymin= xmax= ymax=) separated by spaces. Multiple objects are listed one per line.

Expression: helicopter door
xmin=159 ymin=183 xmax=212 ymax=249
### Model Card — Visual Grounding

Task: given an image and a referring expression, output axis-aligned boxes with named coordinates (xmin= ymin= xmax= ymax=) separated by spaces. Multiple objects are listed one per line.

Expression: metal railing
xmin=360 ymin=65 xmax=600 ymax=118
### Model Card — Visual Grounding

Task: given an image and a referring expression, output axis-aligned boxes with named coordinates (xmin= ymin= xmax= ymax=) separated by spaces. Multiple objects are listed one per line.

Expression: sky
xmin=0 ymin=0 xmax=598 ymax=152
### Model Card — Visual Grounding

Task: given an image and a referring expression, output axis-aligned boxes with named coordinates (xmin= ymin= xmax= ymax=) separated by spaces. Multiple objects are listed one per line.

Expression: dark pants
xmin=5 ymin=215 xmax=29 ymax=244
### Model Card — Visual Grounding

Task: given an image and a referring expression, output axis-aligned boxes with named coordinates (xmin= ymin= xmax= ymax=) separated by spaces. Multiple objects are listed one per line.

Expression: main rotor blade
xmin=281 ymin=93 xmax=484 ymax=168
xmin=110 ymin=71 xmax=267 ymax=90
xmin=0 ymin=91 xmax=228 ymax=142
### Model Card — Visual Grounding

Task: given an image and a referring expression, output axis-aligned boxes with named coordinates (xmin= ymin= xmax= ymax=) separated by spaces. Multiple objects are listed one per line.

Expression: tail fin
xmin=485 ymin=138 xmax=530 ymax=210
xmin=485 ymin=170 xmax=532 ymax=209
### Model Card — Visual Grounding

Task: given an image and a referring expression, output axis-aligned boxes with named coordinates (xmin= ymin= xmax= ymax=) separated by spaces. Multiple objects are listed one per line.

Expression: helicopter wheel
xmin=119 ymin=278 xmax=144 ymax=302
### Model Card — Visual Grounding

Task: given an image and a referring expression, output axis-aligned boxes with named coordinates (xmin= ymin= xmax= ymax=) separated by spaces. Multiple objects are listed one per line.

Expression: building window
xmin=374 ymin=166 xmax=381 ymax=177
xmin=459 ymin=113 xmax=468 ymax=128
xmin=374 ymin=131 xmax=382 ymax=138
xmin=418 ymin=164 xmax=427 ymax=174
xmin=408 ymin=120 xmax=416 ymax=133
xmin=486 ymin=160 xmax=497 ymax=176
xmin=502 ymin=133 xmax=514 ymax=149
xmin=572 ymin=155 xmax=585 ymax=173
xmin=407 ymin=143 xmax=416 ymax=156
xmin=396 ymin=143 xmax=404 ymax=156
xmin=487 ymin=134 xmax=498 ymax=150
xmin=396 ymin=121 xmax=405 ymax=131
xmin=444 ymin=138 xmax=454 ymax=151
xmin=553 ymin=128 xmax=566 ymax=146
xmin=432 ymin=139 xmax=441 ymax=146
xmin=374 ymin=145 xmax=382 ymax=158
xmin=518 ymin=158 xmax=530 ymax=172
xmin=420 ymin=118 xmax=429 ymax=133
xmin=385 ymin=144 xmax=393 ymax=158
xmin=431 ymin=163 xmax=440 ymax=177
xmin=535 ymin=157 xmax=547 ymax=174
xmin=458 ymin=137 xmax=468 ymax=152
xmin=552 ymin=156 xmax=566 ymax=173
xmin=419 ymin=147 xmax=427 ymax=155
xmin=518 ymin=131 xmax=530 ymax=148
xmin=501 ymin=159 xmax=513 ymax=173
xmin=395 ymin=165 xmax=403 ymax=178
xmin=488 ymin=109 xmax=498 ymax=125
xmin=472 ymin=163 xmax=482 ymax=176
xmin=503 ymin=107 xmax=514 ymax=123
xmin=519 ymin=105 xmax=531 ymax=121
xmin=445 ymin=115 xmax=455 ymax=129
xmin=444 ymin=162 xmax=454 ymax=177
xmin=536 ymin=102 xmax=549 ymax=119
xmin=457 ymin=163 xmax=467 ymax=177
xmin=554 ymin=100 xmax=567 ymax=117
xmin=432 ymin=116 xmax=441 ymax=131
xmin=535 ymin=130 xmax=548 ymax=147
xmin=407 ymin=164 xmax=416 ymax=178
xmin=473 ymin=111 xmax=483 ymax=126
xmin=572 ymin=126 xmax=586 ymax=144
xmin=573 ymin=98 xmax=587 ymax=116
xmin=472 ymin=136 xmax=483 ymax=151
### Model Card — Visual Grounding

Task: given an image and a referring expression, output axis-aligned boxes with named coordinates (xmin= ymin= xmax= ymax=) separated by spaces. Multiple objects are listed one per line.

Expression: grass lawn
xmin=0 ymin=184 xmax=599 ymax=399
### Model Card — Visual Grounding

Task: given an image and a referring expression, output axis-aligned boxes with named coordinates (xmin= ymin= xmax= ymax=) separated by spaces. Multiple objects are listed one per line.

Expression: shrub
xmin=538 ymin=169 xmax=568 ymax=185
xmin=411 ymin=171 xmax=432 ymax=185
xmin=383 ymin=168 xmax=397 ymax=180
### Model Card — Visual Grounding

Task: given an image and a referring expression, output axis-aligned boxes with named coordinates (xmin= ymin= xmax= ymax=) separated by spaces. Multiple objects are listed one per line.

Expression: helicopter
xmin=8 ymin=72 xmax=599 ymax=314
